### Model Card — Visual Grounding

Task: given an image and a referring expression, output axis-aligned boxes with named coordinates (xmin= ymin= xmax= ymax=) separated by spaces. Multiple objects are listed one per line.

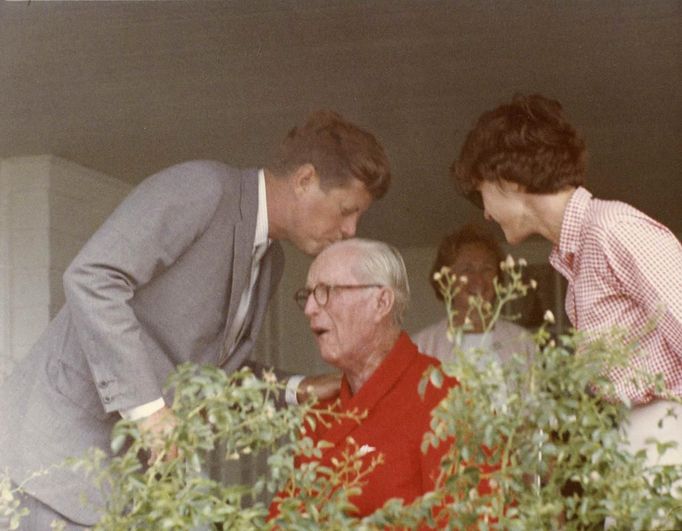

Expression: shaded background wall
xmin=1 ymin=1 xmax=679 ymax=382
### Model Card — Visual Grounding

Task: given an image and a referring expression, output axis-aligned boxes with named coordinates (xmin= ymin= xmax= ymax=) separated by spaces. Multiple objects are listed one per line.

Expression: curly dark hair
xmin=452 ymin=94 xmax=587 ymax=199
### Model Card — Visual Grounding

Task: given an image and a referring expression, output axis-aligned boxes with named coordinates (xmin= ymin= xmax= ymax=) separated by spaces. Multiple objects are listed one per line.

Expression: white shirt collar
xmin=255 ymin=169 xmax=270 ymax=251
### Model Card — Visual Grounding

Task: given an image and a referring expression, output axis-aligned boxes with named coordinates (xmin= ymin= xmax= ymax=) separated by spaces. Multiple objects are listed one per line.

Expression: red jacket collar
xmin=321 ymin=331 xmax=418 ymax=446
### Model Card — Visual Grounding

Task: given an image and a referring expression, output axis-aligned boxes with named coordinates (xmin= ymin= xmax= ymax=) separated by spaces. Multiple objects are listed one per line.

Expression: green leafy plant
xmin=4 ymin=256 xmax=680 ymax=529
xmin=409 ymin=257 xmax=682 ymax=530
xmin=73 ymin=366 xmax=371 ymax=530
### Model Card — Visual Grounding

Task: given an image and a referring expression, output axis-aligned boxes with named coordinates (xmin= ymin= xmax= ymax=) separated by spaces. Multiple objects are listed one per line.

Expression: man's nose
xmin=303 ymin=292 xmax=318 ymax=318
xmin=340 ymin=215 xmax=358 ymax=239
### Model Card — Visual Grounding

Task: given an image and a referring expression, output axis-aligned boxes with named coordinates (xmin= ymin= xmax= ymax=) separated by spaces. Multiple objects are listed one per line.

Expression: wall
xmin=0 ymin=155 xmax=131 ymax=379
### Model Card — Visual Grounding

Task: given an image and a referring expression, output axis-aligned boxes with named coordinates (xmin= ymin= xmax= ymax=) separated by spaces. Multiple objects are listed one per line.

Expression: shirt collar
xmin=557 ymin=186 xmax=592 ymax=258
xmin=254 ymin=169 xmax=270 ymax=251
xmin=338 ymin=331 xmax=416 ymax=406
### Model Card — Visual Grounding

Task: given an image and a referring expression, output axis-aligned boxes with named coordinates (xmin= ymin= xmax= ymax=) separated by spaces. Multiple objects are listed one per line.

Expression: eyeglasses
xmin=294 ymin=283 xmax=383 ymax=310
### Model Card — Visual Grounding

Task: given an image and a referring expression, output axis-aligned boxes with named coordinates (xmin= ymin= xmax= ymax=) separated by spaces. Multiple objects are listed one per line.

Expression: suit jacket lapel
xmin=219 ymin=169 xmax=259 ymax=362
xmin=318 ymin=332 xmax=418 ymax=446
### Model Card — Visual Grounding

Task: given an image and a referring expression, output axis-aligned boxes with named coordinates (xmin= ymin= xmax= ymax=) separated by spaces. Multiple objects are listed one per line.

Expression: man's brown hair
xmin=270 ymin=110 xmax=391 ymax=199
xmin=452 ymin=94 xmax=587 ymax=197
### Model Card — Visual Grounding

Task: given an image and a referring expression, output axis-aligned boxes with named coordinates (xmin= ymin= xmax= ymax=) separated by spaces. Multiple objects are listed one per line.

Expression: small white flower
xmin=263 ymin=370 xmax=277 ymax=384
xmin=518 ymin=257 xmax=528 ymax=267
xmin=458 ymin=275 xmax=468 ymax=285
xmin=543 ymin=310 xmax=555 ymax=324
xmin=505 ymin=255 xmax=515 ymax=269
xmin=530 ymin=279 xmax=538 ymax=289
xmin=357 ymin=444 xmax=376 ymax=457
xmin=0 ymin=488 xmax=12 ymax=503
xmin=242 ymin=447 xmax=252 ymax=455
xmin=589 ymin=471 xmax=601 ymax=482
xmin=433 ymin=271 xmax=442 ymax=281
xmin=228 ymin=452 xmax=240 ymax=460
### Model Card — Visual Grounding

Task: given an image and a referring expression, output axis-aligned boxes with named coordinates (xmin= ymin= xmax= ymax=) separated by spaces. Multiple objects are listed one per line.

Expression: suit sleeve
xmin=63 ymin=161 xmax=225 ymax=413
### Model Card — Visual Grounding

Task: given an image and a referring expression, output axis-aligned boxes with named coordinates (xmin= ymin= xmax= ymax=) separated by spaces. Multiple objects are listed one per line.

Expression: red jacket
xmin=296 ymin=332 xmax=454 ymax=517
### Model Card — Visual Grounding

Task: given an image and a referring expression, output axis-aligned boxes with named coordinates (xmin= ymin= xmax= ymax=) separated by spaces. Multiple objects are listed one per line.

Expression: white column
xmin=0 ymin=155 xmax=130 ymax=380
xmin=0 ymin=164 xmax=11 ymax=379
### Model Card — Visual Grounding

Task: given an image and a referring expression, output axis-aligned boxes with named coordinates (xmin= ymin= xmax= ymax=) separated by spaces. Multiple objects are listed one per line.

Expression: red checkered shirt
xmin=549 ymin=187 xmax=682 ymax=405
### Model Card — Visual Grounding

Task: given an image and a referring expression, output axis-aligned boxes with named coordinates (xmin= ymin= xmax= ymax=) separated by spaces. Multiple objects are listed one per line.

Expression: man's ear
xmin=374 ymin=287 xmax=395 ymax=323
xmin=292 ymin=163 xmax=319 ymax=197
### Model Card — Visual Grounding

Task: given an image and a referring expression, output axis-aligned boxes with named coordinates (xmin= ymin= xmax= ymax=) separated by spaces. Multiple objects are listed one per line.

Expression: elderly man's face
xmin=303 ymin=246 xmax=380 ymax=370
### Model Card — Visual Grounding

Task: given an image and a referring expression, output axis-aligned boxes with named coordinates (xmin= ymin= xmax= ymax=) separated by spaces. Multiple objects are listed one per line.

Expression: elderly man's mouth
xmin=311 ymin=326 xmax=329 ymax=337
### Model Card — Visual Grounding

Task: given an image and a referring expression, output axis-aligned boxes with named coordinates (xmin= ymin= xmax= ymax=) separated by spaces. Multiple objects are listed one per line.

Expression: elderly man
xmin=0 ymin=110 xmax=390 ymax=529
xmin=274 ymin=238 xmax=456 ymax=518
xmin=452 ymin=93 xmax=682 ymax=468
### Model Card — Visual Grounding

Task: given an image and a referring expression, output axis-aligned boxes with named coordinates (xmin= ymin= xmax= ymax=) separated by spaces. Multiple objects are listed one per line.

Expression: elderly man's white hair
xmin=330 ymin=238 xmax=410 ymax=326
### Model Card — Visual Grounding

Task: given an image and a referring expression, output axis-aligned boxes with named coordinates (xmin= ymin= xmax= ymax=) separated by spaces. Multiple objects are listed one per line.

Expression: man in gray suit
xmin=0 ymin=110 xmax=391 ymax=528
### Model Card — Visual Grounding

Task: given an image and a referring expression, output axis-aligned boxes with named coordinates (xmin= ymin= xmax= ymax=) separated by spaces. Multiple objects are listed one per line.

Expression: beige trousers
xmin=604 ymin=400 xmax=682 ymax=529
xmin=623 ymin=399 xmax=682 ymax=467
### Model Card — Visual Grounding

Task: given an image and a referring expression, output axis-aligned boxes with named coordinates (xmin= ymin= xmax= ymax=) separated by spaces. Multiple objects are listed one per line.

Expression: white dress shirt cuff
xmin=119 ymin=397 xmax=166 ymax=421
xmin=285 ymin=375 xmax=306 ymax=406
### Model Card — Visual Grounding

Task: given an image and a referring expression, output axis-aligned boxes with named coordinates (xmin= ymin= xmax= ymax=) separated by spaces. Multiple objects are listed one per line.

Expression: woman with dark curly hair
xmin=452 ymin=93 xmax=682 ymax=470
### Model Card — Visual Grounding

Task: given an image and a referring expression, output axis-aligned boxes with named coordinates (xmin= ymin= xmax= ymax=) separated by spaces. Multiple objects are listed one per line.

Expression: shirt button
xmin=98 ymin=381 xmax=108 ymax=388
xmin=103 ymin=396 xmax=112 ymax=404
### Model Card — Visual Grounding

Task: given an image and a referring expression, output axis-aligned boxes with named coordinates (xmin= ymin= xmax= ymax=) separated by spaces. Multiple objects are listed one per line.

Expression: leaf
xmin=110 ymin=433 xmax=127 ymax=454
xmin=417 ymin=374 xmax=428 ymax=398
xmin=429 ymin=368 xmax=444 ymax=389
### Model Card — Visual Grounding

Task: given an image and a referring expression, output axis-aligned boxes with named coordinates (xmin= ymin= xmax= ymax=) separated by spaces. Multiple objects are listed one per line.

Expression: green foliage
xmin=411 ymin=256 xmax=682 ymax=529
xmin=3 ymin=256 xmax=680 ymax=529
xmin=76 ymin=366 xmax=370 ymax=530
xmin=0 ymin=472 xmax=29 ymax=530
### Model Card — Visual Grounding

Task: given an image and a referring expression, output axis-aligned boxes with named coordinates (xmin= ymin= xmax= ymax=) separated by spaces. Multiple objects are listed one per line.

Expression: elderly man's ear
xmin=374 ymin=287 xmax=395 ymax=322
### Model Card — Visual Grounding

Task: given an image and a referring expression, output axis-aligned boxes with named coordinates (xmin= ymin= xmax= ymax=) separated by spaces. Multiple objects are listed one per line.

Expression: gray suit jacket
xmin=0 ymin=161 xmax=285 ymax=525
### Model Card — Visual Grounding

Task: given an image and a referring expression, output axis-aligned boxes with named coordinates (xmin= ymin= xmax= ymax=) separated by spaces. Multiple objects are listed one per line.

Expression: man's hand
xmin=137 ymin=406 xmax=179 ymax=465
xmin=297 ymin=373 xmax=342 ymax=403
